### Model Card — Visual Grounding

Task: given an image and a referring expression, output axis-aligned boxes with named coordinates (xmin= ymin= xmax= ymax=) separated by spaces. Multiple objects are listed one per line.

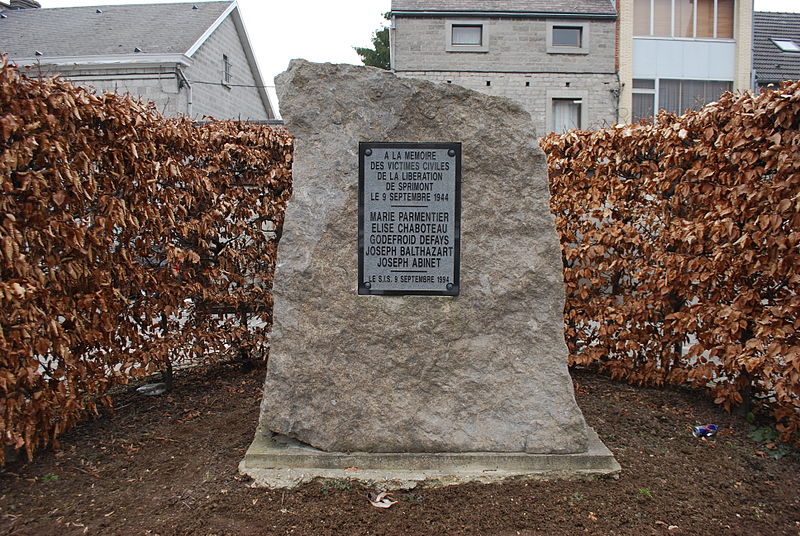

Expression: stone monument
xmin=241 ymin=60 xmax=618 ymax=487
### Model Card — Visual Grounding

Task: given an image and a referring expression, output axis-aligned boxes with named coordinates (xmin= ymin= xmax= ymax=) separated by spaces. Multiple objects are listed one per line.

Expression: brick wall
xmin=392 ymin=14 xmax=619 ymax=134
xmin=397 ymin=70 xmax=618 ymax=136
xmin=393 ymin=16 xmax=616 ymax=73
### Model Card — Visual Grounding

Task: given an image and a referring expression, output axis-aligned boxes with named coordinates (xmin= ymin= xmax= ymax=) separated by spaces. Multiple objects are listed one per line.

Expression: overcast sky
xmin=34 ymin=0 xmax=800 ymax=113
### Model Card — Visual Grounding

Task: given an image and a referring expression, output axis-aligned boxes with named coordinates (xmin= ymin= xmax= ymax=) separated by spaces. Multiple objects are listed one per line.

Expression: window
xmin=633 ymin=93 xmax=656 ymax=122
xmin=552 ymin=26 xmax=582 ymax=47
xmin=548 ymin=90 xmax=588 ymax=131
xmin=632 ymin=79 xmax=656 ymax=122
xmin=653 ymin=0 xmax=672 ymax=36
xmin=446 ymin=20 xmax=489 ymax=52
xmin=452 ymin=25 xmax=482 ymax=46
xmin=633 ymin=0 xmax=651 ymax=35
xmin=633 ymin=78 xmax=731 ymax=120
xmin=631 ymin=79 xmax=731 ymax=121
xmin=772 ymin=39 xmax=800 ymax=52
xmin=546 ymin=21 xmax=589 ymax=54
xmin=695 ymin=0 xmax=714 ymax=38
xmin=717 ymin=0 xmax=734 ymax=38
xmin=552 ymin=99 xmax=582 ymax=132
xmin=674 ymin=0 xmax=694 ymax=38
xmin=223 ymin=54 xmax=232 ymax=85
xmin=659 ymin=79 xmax=731 ymax=114
xmin=634 ymin=0 xmax=734 ymax=39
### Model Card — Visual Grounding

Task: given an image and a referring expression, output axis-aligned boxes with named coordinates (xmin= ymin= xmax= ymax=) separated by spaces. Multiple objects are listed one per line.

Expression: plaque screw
xmin=364 ymin=282 xmax=372 ymax=289
xmin=446 ymin=283 xmax=454 ymax=291
xmin=448 ymin=149 xmax=456 ymax=157
xmin=365 ymin=148 xmax=373 ymax=156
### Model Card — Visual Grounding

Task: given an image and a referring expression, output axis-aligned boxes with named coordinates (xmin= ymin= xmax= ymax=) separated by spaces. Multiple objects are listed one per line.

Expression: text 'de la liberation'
xmin=358 ymin=142 xmax=461 ymax=296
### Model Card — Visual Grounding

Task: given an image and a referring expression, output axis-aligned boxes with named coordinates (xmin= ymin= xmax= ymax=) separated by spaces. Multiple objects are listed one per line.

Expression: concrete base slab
xmin=239 ymin=428 xmax=620 ymax=489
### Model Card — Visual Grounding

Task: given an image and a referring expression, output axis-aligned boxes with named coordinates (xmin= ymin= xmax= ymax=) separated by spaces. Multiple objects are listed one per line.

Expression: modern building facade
xmin=390 ymin=0 xmax=621 ymax=135
xmin=0 ymin=0 xmax=275 ymax=120
xmin=617 ymin=0 xmax=753 ymax=122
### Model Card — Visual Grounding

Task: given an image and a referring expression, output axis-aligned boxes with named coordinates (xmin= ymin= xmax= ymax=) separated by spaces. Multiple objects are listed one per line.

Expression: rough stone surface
xmin=258 ymin=60 xmax=589 ymax=454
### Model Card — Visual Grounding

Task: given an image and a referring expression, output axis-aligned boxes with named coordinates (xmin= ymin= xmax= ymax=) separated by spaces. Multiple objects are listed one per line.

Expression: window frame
xmin=771 ymin=39 xmax=800 ymax=53
xmin=632 ymin=79 xmax=657 ymax=122
xmin=633 ymin=0 xmax=735 ymax=40
xmin=546 ymin=89 xmax=589 ymax=132
xmin=223 ymin=54 xmax=232 ymax=86
xmin=446 ymin=20 xmax=489 ymax=52
xmin=658 ymin=78 xmax=732 ymax=114
xmin=546 ymin=20 xmax=590 ymax=54
xmin=631 ymin=78 xmax=733 ymax=121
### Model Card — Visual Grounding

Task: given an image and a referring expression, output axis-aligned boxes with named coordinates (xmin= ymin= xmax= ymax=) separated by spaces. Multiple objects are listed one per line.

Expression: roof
xmin=391 ymin=0 xmax=616 ymax=17
xmin=753 ymin=11 xmax=800 ymax=85
xmin=0 ymin=1 xmax=232 ymax=59
xmin=0 ymin=1 xmax=274 ymax=118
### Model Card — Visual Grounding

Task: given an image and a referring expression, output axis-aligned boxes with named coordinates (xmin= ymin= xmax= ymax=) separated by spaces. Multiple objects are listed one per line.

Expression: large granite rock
xmin=258 ymin=60 xmax=589 ymax=454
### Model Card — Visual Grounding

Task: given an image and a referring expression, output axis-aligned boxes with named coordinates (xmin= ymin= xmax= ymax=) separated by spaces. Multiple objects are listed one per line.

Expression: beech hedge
xmin=0 ymin=60 xmax=293 ymax=463
xmin=541 ymin=81 xmax=799 ymax=444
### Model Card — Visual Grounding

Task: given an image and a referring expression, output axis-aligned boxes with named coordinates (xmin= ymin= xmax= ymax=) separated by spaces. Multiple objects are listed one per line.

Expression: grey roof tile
xmin=0 ymin=1 xmax=231 ymax=59
xmin=753 ymin=11 xmax=800 ymax=84
xmin=391 ymin=0 xmax=616 ymax=16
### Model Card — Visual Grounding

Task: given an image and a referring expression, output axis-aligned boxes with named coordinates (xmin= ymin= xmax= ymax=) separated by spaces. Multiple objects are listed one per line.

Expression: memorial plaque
xmin=358 ymin=142 xmax=461 ymax=296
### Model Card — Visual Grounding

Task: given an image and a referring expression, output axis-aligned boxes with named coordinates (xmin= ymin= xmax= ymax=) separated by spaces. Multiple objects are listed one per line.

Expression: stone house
xmin=389 ymin=0 xmax=620 ymax=135
xmin=616 ymin=0 xmax=753 ymax=122
xmin=0 ymin=0 xmax=275 ymax=120
xmin=752 ymin=11 xmax=800 ymax=90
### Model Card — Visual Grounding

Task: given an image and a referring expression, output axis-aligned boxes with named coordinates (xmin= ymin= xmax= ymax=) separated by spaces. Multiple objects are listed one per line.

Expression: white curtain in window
xmin=452 ymin=25 xmax=482 ymax=45
xmin=552 ymin=99 xmax=581 ymax=132
xmin=660 ymin=79 xmax=733 ymax=115
xmin=680 ymin=80 xmax=708 ymax=111
xmin=707 ymin=81 xmax=732 ymax=102
xmin=633 ymin=93 xmax=655 ymax=122
xmin=659 ymin=80 xmax=682 ymax=114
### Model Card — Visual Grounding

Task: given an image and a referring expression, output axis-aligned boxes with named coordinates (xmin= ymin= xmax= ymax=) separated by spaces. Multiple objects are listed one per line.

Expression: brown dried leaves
xmin=541 ymin=81 xmax=800 ymax=445
xmin=0 ymin=60 xmax=293 ymax=464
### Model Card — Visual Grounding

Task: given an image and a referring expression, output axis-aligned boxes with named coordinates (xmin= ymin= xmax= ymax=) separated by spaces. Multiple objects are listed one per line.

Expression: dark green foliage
xmin=355 ymin=13 xmax=390 ymax=70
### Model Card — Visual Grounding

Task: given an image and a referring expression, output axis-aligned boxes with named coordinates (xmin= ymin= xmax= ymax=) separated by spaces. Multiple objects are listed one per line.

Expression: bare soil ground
xmin=1 ymin=364 xmax=798 ymax=536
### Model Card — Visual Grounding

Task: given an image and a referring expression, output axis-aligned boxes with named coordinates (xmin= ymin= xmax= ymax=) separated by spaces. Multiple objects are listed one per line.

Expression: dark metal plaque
xmin=358 ymin=142 xmax=461 ymax=296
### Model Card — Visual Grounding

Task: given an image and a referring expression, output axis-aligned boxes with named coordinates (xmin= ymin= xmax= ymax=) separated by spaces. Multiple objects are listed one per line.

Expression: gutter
xmin=391 ymin=10 xmax=617 ymax=20
xmin=11 ymin=53 xmax=191 ymax=68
